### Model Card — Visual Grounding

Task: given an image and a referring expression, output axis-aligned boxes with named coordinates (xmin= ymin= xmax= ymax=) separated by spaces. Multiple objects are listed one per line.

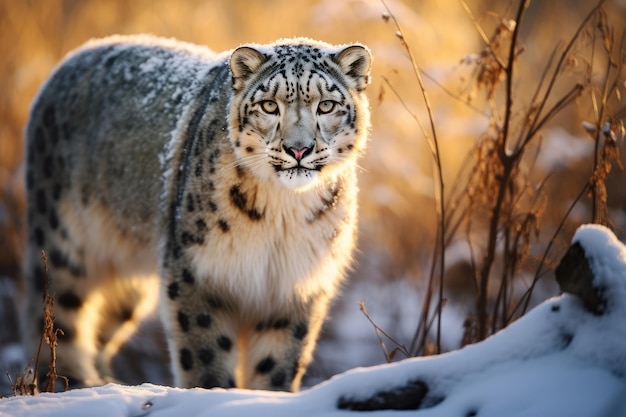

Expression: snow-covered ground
xmin=1 ymin=224 xmax=626 ymax=416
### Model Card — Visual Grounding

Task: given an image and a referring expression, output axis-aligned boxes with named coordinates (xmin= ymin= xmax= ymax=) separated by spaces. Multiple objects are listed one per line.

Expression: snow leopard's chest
xmin=166 ymin=138 xmax=357 ymax=310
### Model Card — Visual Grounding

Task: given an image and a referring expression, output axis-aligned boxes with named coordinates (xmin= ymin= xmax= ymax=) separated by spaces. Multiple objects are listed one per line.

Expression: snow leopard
xmin=22 ymin=35 xmax=371 ymax=392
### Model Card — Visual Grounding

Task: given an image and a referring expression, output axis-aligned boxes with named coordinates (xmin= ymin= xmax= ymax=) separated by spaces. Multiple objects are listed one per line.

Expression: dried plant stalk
xmin=369 ymin=0 xmax=621 ymax=358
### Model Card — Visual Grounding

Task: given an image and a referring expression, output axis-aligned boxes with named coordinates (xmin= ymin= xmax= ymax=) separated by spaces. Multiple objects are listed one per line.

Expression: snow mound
xmin=1 ymin=224 xmax=626 ymax=416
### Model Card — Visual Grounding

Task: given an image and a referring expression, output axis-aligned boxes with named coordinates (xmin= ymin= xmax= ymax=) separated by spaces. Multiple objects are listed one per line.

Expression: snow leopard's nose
xmin=284 ymin=145 xmax=313 ymax=161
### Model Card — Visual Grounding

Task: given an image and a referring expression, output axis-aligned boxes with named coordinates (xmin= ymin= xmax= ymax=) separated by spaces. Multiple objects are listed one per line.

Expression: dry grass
xmin=6 ymin=251 xmax=67 ymax=396
xmin=364 ymin=0 xmax=625 ymax=358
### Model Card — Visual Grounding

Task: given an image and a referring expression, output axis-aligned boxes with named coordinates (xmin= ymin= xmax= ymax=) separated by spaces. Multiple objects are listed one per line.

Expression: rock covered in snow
xmin=555 ymin=224 xmax=626 ymax=315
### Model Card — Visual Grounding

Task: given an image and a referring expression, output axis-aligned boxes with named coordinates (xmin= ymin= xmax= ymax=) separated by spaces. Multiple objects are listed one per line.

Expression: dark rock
xmin=555 ymin=241 xmax=606 ymax=315
xmin=337 ymin=379 xmax=434 ymax=411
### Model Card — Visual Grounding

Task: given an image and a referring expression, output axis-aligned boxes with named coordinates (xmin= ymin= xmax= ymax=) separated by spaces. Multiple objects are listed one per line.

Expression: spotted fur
xmin=23 ymin=35 xmax=371 ymax=392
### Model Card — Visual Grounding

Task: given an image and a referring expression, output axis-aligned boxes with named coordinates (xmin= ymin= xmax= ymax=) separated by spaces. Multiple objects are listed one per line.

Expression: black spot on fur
xmin=245 ymin=146 xmax=254 ymax=153
xmin=195 ymin=161 xmax=203 ymax=177
xmin=43 ymin=105 xmax=56 ymax=129
xmin=103 ymin=55 xmax=117 ymax=69
xmin=200 ymin=374 xmax=219 ymax=389
xmin=48 ymin=249 xmax=68 ymax=269
xmin=119 ymin=307 xmax=133 ymax=322
xmin=256 ymin=356 xmax=276 ymax=374
xmin=182 ymin=268 xmax=195 ymax=284
xmin=177 ymin=311 xmax=190 ymax=332
xmin=34 ymin=127 xmax=46 ymax=154
xmin=217 ymin=219 xmax=230 ymax=232
xmin=47 ymin=249 xmax=82 ymax=277
xmin=167 ymin=242 xmax=181 ymax=261
xmin=294 ymin=322 xmax=308 ymax=340
xmin=208 ymin=200 xmax=217 ymax=212
xmin=273 ymin=318 xmax=290 ymax=329
xmin=180 ymin=348 xmax=193 ymax=371
xmin=206 ymin=295 xmax=224 ymax=310
xmin=198 ymin=348 xmax=214 ymax=365
xmin=33 ymin=266 xmax=46 ymax=292
xmin=36 ymin=189 xmax=47 ymax=215
xmin=43 ymin=104 xmax=56 ymax=129
xmin=196 ymin=313 xmax=212 ymax=328
xmin=34 ymin=227 xmax=45 ymax=246
xmin=68 ymin=262 xmax=84 ymax=278
xmin=211 ymin=148 xmax=221 ymax=161
xmin=228 ymin=185 xmax=263 ymax=220
xmin=247 ymin=208 xmax=262 ymax=221
xmin=181 ymin=231 xmax=204 ymax=246
xmin=308 ymin=185 xmax=342 ymax=223
xmin=57 ymin=291 xmax=83 ymax=310
xmin=229 ymin=185 xmax=247 ymax=211
xmin=43 ymin=155 xmax=54 ymax=177
xmin=52 ymin=184 xmax=62 ymax=201
xmin=196 ymin=218 xmax=208 ymax=234
xmin=48 ymin=209 xmax=59 ymax=229
xmin=186 ymin=194 xmax=195 ymax=212
xmin=270 ymin=370 xmax=287 ymax=388
xmin=167 ymin=282 xmax=180 ymax=300
xmin=217 ymin=336 xmax=232 ymax=352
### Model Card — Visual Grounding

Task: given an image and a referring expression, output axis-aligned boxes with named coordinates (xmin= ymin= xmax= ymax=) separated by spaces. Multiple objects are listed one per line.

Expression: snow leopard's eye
xmin=260 ymin=100 xmax=279 ymax=115
xmin=317 ymin=100 xmax=337 ymax=114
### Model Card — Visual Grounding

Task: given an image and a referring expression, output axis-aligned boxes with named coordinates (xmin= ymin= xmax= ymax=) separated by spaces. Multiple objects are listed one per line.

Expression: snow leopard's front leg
xmin=161 ymin=262 xmax=238 ymax=389
xmin=243 ymin=293 xmax=331 ymax=392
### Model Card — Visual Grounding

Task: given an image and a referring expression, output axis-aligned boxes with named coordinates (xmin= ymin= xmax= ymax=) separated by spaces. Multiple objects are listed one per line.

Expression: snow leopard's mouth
xmin=273 ymin=165 xmax=322 ymax=174
xmin=273 ymin=165 xmax=322 ymax=189
xmin=281 ymin=167 xmax=319 ymax=179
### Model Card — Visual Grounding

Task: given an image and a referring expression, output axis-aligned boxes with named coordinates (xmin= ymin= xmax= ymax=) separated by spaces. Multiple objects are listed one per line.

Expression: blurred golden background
xmin=1 ymin=0 xmax=625 ymax=389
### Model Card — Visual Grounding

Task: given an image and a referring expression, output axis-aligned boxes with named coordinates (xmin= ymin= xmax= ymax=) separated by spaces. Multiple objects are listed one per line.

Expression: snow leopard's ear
xmin=230 ymin=46 xmax=267 ymax=91
xmin=333 ymin=44 xmax=372 ymax=91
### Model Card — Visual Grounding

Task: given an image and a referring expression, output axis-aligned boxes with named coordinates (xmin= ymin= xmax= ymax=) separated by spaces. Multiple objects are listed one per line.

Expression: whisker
xmin=221 ymin=153 xmax=267 ymax=172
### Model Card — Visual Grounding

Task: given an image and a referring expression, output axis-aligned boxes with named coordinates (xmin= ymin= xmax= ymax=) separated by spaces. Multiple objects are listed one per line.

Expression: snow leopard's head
xmin=228 ymin=38 xmax=371 ymax=190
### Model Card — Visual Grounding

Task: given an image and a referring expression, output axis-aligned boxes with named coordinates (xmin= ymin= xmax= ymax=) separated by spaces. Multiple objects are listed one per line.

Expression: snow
xmin=2 ymin=223 xmax=626 ymax=416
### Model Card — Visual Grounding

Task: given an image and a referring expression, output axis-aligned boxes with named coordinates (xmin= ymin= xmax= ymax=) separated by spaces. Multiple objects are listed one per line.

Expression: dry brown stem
xmin=369 ymin=0 xmax=622 ymax=358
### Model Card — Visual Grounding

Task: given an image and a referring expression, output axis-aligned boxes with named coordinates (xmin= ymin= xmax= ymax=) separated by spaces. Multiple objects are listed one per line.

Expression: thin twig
xmin=501 ymin=0 xmax=530 ymax=155
xmin=460 ymin=0 xmax=508 ymax=70
xmin=476 ymin=0 xmax=529 ymax=341
xmin=525 ymin=0 xmax=608 ymax=141
xmin=590 ymin=19 xmax=619 ymax=224
xmin=381 ymin=76 xmax=429 ymax=139
xmin=382 ymin=0 xmax=447 ymax=354
xmin=359 ymin=301 xmax=411 ymax=361
xmin=514 ymin=182 xmax=591 ymax=318
xmin=419 ymin=67 xmax=489 ymax=117
xmin=513 ymin=43 xmax=562 ymax=151
xmin=524 ymin=84 xmax=585 ymax=144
